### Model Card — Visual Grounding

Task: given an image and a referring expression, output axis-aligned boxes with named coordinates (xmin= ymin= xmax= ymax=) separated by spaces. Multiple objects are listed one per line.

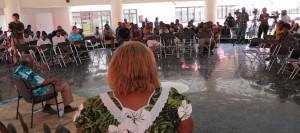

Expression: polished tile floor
xmin=1 ymin=43 xmax=300 ymax=132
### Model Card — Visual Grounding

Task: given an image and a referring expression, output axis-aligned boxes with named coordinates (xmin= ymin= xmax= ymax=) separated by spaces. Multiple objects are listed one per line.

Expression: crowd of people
xmin=2 ymin=7 xmax=300 ymax=132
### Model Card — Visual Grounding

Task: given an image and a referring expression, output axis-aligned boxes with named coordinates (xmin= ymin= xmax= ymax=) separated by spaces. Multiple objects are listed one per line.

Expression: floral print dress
xmin=74 ymin=87 xmax=192 ymax=133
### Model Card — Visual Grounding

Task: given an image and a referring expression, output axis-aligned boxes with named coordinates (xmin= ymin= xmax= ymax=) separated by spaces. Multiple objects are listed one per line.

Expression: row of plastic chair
xmin=244 ymin=34 xmax=300 ymax=79
xmin=147 ymin=32 xmax=214 ymax=58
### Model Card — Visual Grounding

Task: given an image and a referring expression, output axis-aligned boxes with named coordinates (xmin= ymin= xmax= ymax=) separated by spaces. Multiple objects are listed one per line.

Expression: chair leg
xmin=16 ymin=96 xmax=20 ymax=119
xmin=55 ymin=97 xmax=60 ymax=118
xmin=41 ymin=102 xmax=44 ymax=108
xmin=31 ymin=104 xmax=34 ymax=128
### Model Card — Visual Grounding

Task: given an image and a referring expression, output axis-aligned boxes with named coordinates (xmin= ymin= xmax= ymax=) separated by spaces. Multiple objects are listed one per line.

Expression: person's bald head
xmin=20 ymin=54 xmax=35 ymax=68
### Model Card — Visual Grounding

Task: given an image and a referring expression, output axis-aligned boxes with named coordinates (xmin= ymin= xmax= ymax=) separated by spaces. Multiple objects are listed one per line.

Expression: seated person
xmin=74 ymin=41 xmax=193 ymax=133
xmin=169 ymin=22 xmax=176 ymax=33
xmin=117 ymin=23 xmax=130 ymax=45
xmin=57 ymin=26 xmax=68 ymax=37
xmin=159 ymin=24 xmax=170 ymax=35
xmin=221 ymin=22 xmax=231 ymax=38
xmin=47 ymin=31 xmax=57 ymax=43
xmin=198 ymin=23 xmax=215 ymax=56
xmin=33 ymin=31 xmax=41 ymax=41
xmin=37 ymin=33 xmax=53 ymax=56
xmin=184 ymin=21 xmax=196 ymax=32
xmin=14 ymin=54 xmax=77 ymax=114
xmin=52 ymin=30 xmax=66 ymax=47
xmin=277 ymin=23 xmax=293 ymax=43
xmin=115 ymin=22 xmax=122 ymax=37
xmin=37 ymin=33 xmax=52 ymax=46
xmin=103 ymin=24 xmax=115 ymax=47
xmin=23 ymin=31 xmax=33 ymax=44
xmin=130 ymin=25 xmax=142 ymax=41
xmin=94 ymin=27 xmax=103 ymax=40
xmin=78 ymin=29 xmax=85 ymax=40
xmin=143 ymin=22 xmax=155 ymax=41
xmin=69 ymin=26 xmax=84 ymax=49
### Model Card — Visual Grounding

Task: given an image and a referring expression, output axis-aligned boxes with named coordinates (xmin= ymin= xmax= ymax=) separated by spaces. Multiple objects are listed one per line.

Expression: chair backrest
xmin=264 ymin=35 xmax=275 ymax=40
xmin=84 ymin=36 xmax=95 ymax=41
xmin=249 ymin=38 xmax=262 ymax=47
xmin=281 ymin=40 xmax=296 ymax=48
xmin=74 ymin=40 xmax=85 ymax=45
xmin=148 ymin=36 xmax=161 ymax=41
xmin=38 ymin=44 xmax=53 ymax=50
xmin=197 ymin=32 xmax=211 ymax=39
xmin=261 ymin=39 xmax=276 ymax=48
xmin=29 ymin=40 xmax=38 ymax=46
xmin=293 ymin=33 xmax=300 ymax=39
xmin=13 ymin=77 xmax=33 ymax=103
xmin=15 ymin=44 xmax=31 ymax=53
xmin=57 ymin=42 xmax=69 ymax=47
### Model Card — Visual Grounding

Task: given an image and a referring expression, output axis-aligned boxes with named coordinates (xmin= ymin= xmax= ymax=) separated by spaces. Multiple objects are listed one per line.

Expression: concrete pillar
xmin=111 ymin=0 xmax=123 ymax=31
xmin=52 ymin=7 xmax=72 ymax=33
xmin=4 ymin=0 xmax=21 ymax=29
xmin=204 ymin=0 xmax=217 ymax=23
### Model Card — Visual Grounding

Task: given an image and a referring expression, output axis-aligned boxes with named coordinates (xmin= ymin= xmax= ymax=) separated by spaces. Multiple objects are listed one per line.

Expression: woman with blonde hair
xmin=74 ymin=41 xmax=193 ymax=133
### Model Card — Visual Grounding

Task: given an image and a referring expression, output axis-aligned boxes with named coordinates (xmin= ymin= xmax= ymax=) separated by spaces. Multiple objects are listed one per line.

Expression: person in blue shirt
xmin=14 ymin=54 xmax=78 ymax=114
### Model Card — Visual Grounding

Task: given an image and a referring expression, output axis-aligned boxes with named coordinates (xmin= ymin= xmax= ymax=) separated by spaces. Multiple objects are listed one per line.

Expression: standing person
xmin=225 ymin=13 xmax=236 ymax=28
xmin=9 ymin=13 xmax=25 ymax=65
xmin=154 ymin=17 xmax=159 ymax=30
xmin=103 ymin=24 xmax=115 ymax=48
xmin=280 ymin=10 xmax=291 ymax=24
xmin=236 ymin=7 xmax=249 ymax=44
xmin=225 ymin=13 xmax=236 ymax=38
xmin=258 ymin=7 xmax=270 ymax=38
xmin=74 ymin=41 xmax=193 ymax=133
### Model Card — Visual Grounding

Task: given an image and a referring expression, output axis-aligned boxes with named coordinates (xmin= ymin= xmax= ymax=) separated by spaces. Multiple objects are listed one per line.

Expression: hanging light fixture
xmin=66 ymin=0 xmax=70 ymax=3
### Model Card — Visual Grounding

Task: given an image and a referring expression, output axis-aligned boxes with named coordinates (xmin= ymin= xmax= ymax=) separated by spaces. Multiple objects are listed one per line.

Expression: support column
xmin=4 ymin=0 xmax=21 ymax=29
xmin=52 ymin=7 xmax=72 ymax=33
xmin=111 ymin=0 xmax=123 ymax=31
xmin=204 ymin=0 xmax=217 ymax=23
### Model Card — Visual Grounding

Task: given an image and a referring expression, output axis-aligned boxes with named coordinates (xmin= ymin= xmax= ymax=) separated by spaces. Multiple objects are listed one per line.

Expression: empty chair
xmin=197 ymin=32 xmax=213 ymax=58
xmin=242 ymin=38 xmax=262 ymax=62
xmin=147 ymin=36 xmax=162 ymax=57
xmin=37 ymin=44 xmax=62 ymax=69
xmin=72 ymin=40 xmax=90 ymax=64
xmin=176 ymin=33 xmax=195 ymax=58
xmin=160 ymin=34 xmax=176 ymax=58
xmin=56 ymin=42 xmax=78 ymax=66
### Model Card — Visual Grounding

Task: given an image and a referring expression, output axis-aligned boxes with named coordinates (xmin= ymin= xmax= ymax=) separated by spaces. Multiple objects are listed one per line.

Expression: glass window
xmin=182 ymin=8 xmax=188 ymax=23
xmin=217 ymin=7 xmax=222 ymax=19
xmin=175 ymin=8 xmax=182 ymax=21
xmin=188 ymin=8 xmax=195 ymax=21
xmin=195 ymin=7 xmax=201 ymax=22
xmin=72 ymin=11 xmax=111 ymax=35
xmin=123 ymin=9 xmax=138 ymax=24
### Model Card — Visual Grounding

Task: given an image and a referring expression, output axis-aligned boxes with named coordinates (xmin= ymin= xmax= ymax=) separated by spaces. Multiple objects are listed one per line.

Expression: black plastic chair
xmin=14 ymin=77 xmax=60 ymax=128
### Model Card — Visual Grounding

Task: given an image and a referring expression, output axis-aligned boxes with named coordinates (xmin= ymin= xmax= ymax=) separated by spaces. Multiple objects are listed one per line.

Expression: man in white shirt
xmin=52 ymin=30 xmax=66 ymax=46
xmin=37 ymin=33 xmax=52 ymax=46
xmin=281 ymin=10 xmax=291 ymax=24
xmin=23 ymin=31 xmax=33 ymax=43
